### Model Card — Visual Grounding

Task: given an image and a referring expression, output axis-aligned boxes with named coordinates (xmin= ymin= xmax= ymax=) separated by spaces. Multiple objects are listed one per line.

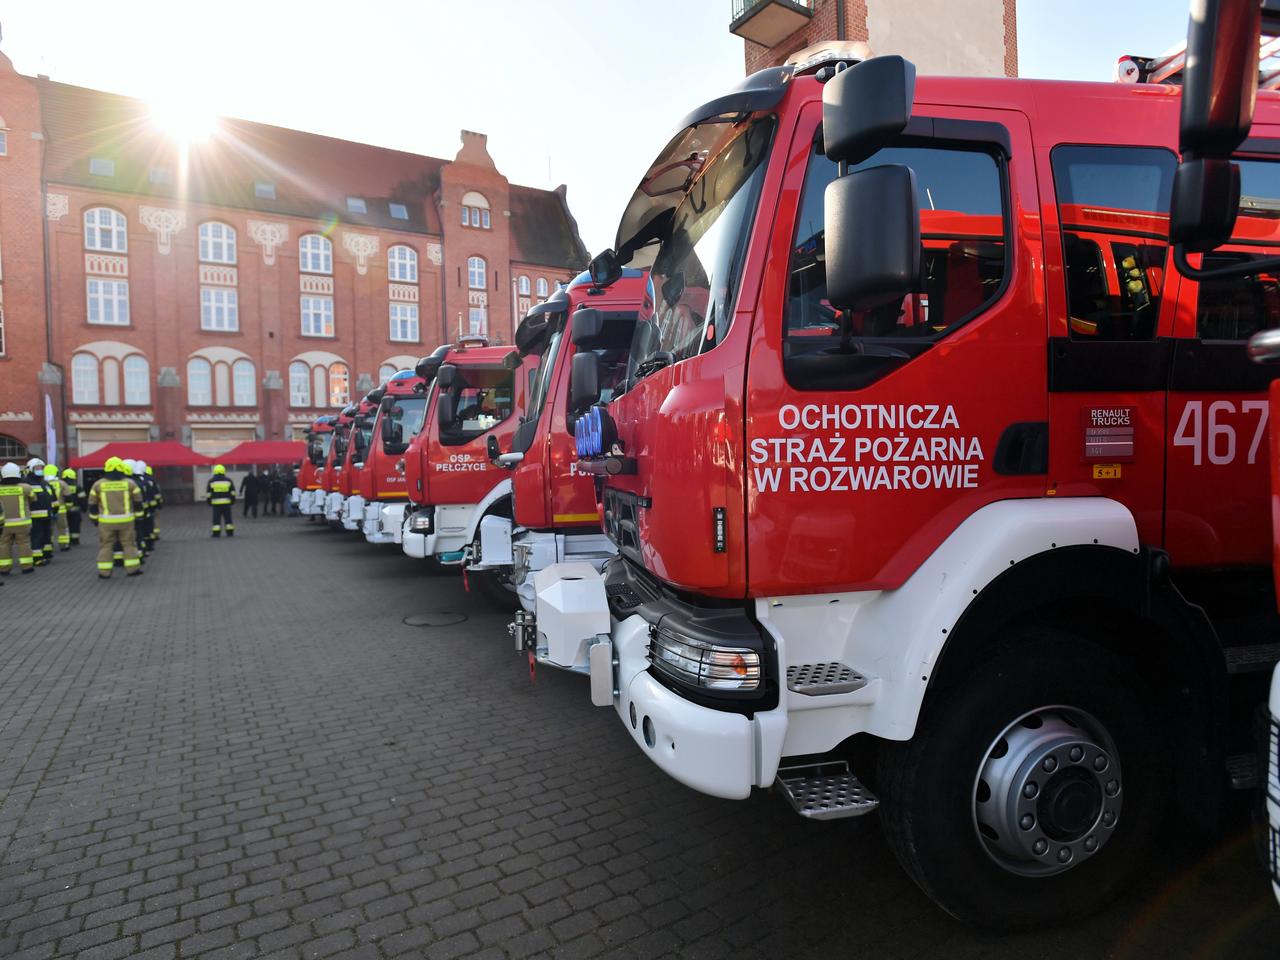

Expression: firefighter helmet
xmin=132 ymin=460 xmax=145 ymax=475
xmin=1 ymin=462 xmax=20 ymax=479
xmin=213 ymin=464 xmax=226 ymax=475
xmin=43 ymin=464 xmax=58 ymax=478
xmin=27 ymin=458 xmax=45 ymax=471
xmin=62 ymin=468 xmax=75 ymax=479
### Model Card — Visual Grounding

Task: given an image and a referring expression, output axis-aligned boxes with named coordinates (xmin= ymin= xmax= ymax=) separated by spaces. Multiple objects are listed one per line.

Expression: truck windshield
xmin=625 ymin=116 xmax=776 ymax=386
xmin=523 ymin=323 xmax=563 ymax=429
xmin=389 ymin=396 xmax=428 ymax=443
xmin=439 ymin=368 xmax=516 ymax=447
xmin=309 ymin=433 xmax=332 ymax=466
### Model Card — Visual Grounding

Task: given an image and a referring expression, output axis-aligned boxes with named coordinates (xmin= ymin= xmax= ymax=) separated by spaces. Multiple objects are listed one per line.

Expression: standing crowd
xmin=0 ymin=456 xmax=161 ymax=580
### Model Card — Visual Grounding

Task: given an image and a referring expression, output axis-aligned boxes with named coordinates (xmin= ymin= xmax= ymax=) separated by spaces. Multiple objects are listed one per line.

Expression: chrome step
xmin=1224 ymin=643 xmax=1280 ymax=675
xmin=786 ymin=661 xmax=868 ymax=696
xmin=1227 ymin=752 xmax=1259 ymax=790
xmin=775 ymin=762 xmax=879 ymax=820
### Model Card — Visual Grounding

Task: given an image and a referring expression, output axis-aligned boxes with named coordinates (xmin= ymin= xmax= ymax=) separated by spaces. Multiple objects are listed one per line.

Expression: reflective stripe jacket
xmin=24 ymin=473 xmax=51 ymax=519
xmin=47 ymin=478 xmax=66 ymax=513
xmin=0 ymin=482 xmax=35 ymax=527
xmin=62 ymin=479 xmax=81 ymax=512
xmin=206 ymin=477 xmax=236 ymax=506
xmin=89 ymin=476 xmax=143 ymax=524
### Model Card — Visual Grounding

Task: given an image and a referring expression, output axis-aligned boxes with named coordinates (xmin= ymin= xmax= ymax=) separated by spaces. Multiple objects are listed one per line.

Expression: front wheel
xmin=877 ymin=629 xmax=1168 ymax=929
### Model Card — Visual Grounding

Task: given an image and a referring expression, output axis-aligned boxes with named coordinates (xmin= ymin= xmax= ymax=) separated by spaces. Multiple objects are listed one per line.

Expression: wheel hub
xmin=972 ymin=706 xmax=1122 ymax=877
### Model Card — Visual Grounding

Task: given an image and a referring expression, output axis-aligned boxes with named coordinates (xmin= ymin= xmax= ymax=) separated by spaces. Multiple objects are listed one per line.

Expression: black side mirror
xmin=486 ymin=434 xmax=501 ymax=462
xmin=416 ymin=345 xmax=449 ymax=381
xmin=1170 ymin=157 xmax=1242 ymax=253
xmin=380 ymin=412 xmax=395 ymax=445
xmin=825 ymin=163 xmax=920 ymax=311
xmin=822 ymin=55 xmax=916 ymax=165
xmin=1180 ymin=0 xmax=1261 ymax=161
xmin=588 ymin=249 xmax=623 ymax=288
xmin=502 ymin=350 xmax=521 ymax=371
xmin=436 ymin=363 xmax=456 ymax=390
xmin=569 ymin=352 xmax=601 ymax=413
xmin=437 ymin=393 xmax=456 ymax=428
xmin=570 ymin=308 xmax=605 ymax=345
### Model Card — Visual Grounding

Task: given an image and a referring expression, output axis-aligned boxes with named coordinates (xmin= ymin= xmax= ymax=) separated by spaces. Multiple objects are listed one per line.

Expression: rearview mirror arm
xmin=1172 ymin=244 xmax=1280 ymax=281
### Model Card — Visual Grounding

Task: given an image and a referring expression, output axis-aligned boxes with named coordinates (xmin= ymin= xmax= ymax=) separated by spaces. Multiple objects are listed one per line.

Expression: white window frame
xmin=72 ymin=354 xmax=99 ymax=405
xmin=187 ymin=358 xmax=212 ymax=406
xmin=0 ymin=130 xmax=7 ymax=157
xmin=482 ymin=209 xmax=490 ymax=229
xmin=536 ymin=277 xmax=549 ymax=298
xmin=232 ymin=359 xmax=256 ymax=407
xmin=461 ymin=205 xmax=470 ymax=226
xmin=123 ymin=355 xmax=150 ymax=406
xmin=328 ymin=363 xmax=350 ymax=407
xmin=289 ymin=361 xmax=311 ymax=407
xmin=299 ymin=234 xmax=333 ymax=274
xmin=389 ymin=303 xmax=419 ymax=343
xmin=346 ymin=197 xmax=367 ymax=214
xmin=201 ymin=287 xmax=239 ymax=332
xmin=468 ymin=306 xmax=488 ymax=336
xmin=198 ymin=222 xmax=237 ymax=264
xmin=518 ymin=275 xmax=530 ymax=295
xmin=389 ymin=203 xmax=408 ymax=220
xmin=467 ymin=256 xmax=486 ymax=290
xmin=84 ymin=207 xmax=127 ymax=253
xmin=87 ymin=278 xmax=130 ymax=326
xmin=388 ymin=245 xmax=418 ymax=283
xmin=301 ymin=295 xmax=335 ymax=337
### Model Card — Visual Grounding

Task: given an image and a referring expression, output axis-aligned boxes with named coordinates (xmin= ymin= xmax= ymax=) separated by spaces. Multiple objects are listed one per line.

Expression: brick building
xmin=0 ymin=46 xmax=587 ymax=466
xmin=731 ymin=0 xmax=1018 ymax=77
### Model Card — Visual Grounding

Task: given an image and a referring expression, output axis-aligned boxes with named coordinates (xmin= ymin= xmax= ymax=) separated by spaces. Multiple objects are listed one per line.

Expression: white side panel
xmin=472 ymin=515 xmax=513 ymax=569
xmin=534 ymin=562 xmax=610 ymax=670
xmin=757 ymin=497 xmax=1140 ymax=756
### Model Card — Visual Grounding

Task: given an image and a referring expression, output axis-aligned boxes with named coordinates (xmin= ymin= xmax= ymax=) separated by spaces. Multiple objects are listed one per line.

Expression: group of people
xmin=0 ymin=456 xmax=162 ymax=580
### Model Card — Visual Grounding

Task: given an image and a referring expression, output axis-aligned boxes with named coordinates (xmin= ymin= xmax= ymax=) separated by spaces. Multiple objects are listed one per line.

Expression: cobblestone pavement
xmin=0 ymin=505 xmax=1276 ymax=960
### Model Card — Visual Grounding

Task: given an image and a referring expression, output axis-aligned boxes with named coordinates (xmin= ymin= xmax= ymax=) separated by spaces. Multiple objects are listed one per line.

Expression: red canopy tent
xmin=68 ymin=441 xmax=212 ymax=469
xmin=216 ymin=440 xmax=306 ymax=465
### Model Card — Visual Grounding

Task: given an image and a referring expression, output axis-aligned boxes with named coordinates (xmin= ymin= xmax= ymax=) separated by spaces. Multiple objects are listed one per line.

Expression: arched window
xmin=299 ymin=234 xmax=333 ymax=274
xmin=233 ymin=359 xmax=256 ymax=406
xmin=536 ymin=277 xmax=549 ymax=298
xmin=102 ymin=358 xmax=121 ymax=406
xmin=388 ymin=245 xmax=418 ymax=283
xmin=328 ymin=363 xmax=350 ymax=407
xmin=461 ymin=191 xmax=491 ymax=229
xmin=289 ymin=361 xmax=311 ymax=407
xmin=213 ymin=362 xmax=231 ymax=407
xmin=198 ymin=222 xmax=237 ymax=264
xmin=0 ymin=434 xmax=28 ymax=459
xmin=187 ymin=357 xmax=212 ymax=406
xmin=312 ymin=366 xmax=326 ymax=407
xmin=123 ymin=355 xmax=150 ymax=405
xmin=467 ymin=256 xmax=486 ymax=290
xmin=378 ymin=363 xmax=398 ymax=384
xmin=83 ymin=207 xmax=127 ymax=253
xmin=518 ymin=275 xmax=530 ymax=296
xmin=72 ymin=353 xmax=99 ymax=405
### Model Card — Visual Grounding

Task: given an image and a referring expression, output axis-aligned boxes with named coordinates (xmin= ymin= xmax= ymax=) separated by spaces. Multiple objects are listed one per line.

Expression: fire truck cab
xmin=327 ymin=396 xmax=377 ymax=526
xmin=527 ymin=45 xmax=1280 ymax=925
xmin=296 ymin=415 xmax=336 ymax=517
xmin=467 ymin=270 xmax=651 ymax=613
xmin=400 ymin=339 xmax=534 ymax=591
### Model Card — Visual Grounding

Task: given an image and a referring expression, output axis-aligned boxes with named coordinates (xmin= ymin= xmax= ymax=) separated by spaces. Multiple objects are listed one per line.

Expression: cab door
xmin=745 ymin=101 xmax=1046 ymax=595
xmin=1042 ymin=145 xmax=1180 ymax=547
xmin=1165 ymin=147 xmax=1280 ymax=568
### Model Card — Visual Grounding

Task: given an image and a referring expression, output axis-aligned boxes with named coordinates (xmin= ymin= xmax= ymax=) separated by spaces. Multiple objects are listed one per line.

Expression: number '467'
xmin=1172 ymin=400 xmax=1269 ymax=466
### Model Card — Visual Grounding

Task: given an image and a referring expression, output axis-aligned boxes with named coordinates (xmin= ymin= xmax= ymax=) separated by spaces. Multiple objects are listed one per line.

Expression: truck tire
xmin=876 ymin=628 xmax=1167 ymax=929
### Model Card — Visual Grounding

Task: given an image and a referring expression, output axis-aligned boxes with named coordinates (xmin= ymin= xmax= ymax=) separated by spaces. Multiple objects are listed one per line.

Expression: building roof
xmin=509 ymin=185 xmax=588 ymax=271
xmin=34 ymin=78 xmax=582 ymax=259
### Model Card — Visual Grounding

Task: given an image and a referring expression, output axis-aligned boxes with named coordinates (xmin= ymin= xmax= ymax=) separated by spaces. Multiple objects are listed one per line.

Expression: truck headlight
xmin=649 ymin=625 xmax=760 ymax=691
xmin=408 ymin=510 xmax=434 ymax=534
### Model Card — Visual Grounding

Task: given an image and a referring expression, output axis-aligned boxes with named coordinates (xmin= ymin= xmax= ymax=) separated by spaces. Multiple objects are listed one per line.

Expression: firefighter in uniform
xmin=62 ymin=468 xmax=83 ymax=545
xmin=145 ymin=464 xmax=162 ymax=544
xmin=129 ymin=460 xmax=150 ymax=558
xmin=88 ymin=457 xmax=143 ymax=577
xmin=206 ymin=464 xmax=236 ymax=536
xmin=25 ymin=458 xmax=53 ymax=565
xmin=0 ymin=462 xmax=36 ymax=574
xmin=45 ymin=464 xmax=71 ymax=552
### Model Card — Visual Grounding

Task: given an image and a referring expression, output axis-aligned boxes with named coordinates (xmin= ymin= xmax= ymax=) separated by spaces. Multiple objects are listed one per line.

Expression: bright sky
xmin=2 ymin=1 xmax=1192 ymax=257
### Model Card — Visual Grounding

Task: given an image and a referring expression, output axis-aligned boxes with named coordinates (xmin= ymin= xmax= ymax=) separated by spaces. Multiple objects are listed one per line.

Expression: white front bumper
xmin=534 ymin=562 xmax=786 ymax=801
xmin=341 ymin=495 xmax=365 ymax=531
xmin=324 ymin=492 xmax=343 ymax=521
xmin=512 ymin=531 xmax=615 ymax=613
xmin=364 ymin=503 xmax=404 ymax=544
xmin=1268 ymin=665 xmax=1279 ymax=905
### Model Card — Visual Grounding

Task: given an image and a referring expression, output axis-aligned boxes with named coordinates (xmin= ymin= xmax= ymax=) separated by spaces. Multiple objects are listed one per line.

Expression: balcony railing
xmin=730 ymin=0 xmax=814 ymax=47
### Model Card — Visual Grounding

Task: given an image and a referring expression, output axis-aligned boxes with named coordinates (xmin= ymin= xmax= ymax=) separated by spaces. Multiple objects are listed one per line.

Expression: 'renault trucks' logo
xmin=1083 ymin=406 xmax=1134 ymax=462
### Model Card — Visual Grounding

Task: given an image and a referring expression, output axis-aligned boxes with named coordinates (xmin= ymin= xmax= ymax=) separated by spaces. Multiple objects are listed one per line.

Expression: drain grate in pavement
xmin=403 ymin=612 xmax=468 ymax=627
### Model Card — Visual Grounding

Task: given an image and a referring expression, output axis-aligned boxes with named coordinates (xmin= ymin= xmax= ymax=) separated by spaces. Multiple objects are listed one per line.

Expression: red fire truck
xmin=467 ymin=269 xmax=652 ymax=611
xmin=400 ymin=338 xmax=535 ymax=595
xmin=324 ymin=395 xmax=378 ymax=527
xmin=295 ymin=415 xmax=336 ymax=518
xmin=526 ymin=40 xmax=1280 ymax=925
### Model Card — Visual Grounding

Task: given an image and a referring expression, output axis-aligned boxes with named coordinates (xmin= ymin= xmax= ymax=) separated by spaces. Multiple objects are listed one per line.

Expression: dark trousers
xmin=136 ymin=514 xmax=152 ymax=553
xmin=68 ymin=509 xmax=82 ymax=543
xmin=211 ymin=504 xmax=234 ymax=535
xmin=31 ymin=516 xmax=50 ymax=561
xmin=243 ymin=497 xmax=258 ymax=518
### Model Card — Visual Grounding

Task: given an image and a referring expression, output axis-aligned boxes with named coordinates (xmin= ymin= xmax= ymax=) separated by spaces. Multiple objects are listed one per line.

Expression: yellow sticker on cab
xmin=1093 ymin=463 xmax=1122 ymax=480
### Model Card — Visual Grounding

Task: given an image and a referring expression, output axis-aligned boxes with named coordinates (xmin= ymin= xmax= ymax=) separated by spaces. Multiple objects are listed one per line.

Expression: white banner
xmin=44 ymin=393 xmax=56 ymax=464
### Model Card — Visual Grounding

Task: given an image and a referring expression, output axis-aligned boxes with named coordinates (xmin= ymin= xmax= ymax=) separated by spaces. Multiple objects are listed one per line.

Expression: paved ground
xmin=0 ymin=505 xmax=1276 ymax=960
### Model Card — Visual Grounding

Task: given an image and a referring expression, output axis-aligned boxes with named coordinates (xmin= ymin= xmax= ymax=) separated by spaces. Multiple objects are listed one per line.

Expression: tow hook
xmin=509 ymin=610 xmax=538 ymax=683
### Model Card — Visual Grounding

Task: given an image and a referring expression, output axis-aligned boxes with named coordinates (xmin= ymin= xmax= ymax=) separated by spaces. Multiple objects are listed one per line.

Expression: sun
xmin=148 ymin=90 xmax=219 ymax=145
